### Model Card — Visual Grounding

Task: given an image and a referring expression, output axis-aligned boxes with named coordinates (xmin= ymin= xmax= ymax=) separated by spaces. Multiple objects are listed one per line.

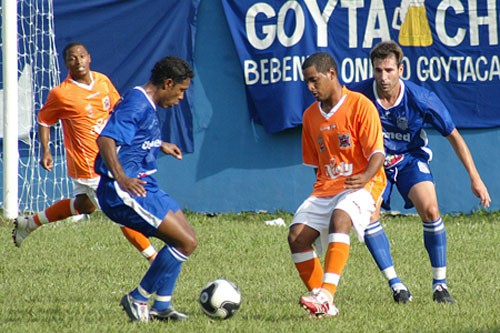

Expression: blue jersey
xmin=349 ymin=79 xmax=455 ymax=161
xmin=95 ymin=87 xmax=162 ymax=179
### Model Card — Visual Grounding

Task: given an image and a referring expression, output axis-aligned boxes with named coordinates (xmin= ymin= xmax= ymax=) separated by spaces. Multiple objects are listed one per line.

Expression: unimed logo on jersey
xmin=141 ymin=140 xmax=162 ymax=150
xmin=222 ymin=0 xmax=500 ymax=132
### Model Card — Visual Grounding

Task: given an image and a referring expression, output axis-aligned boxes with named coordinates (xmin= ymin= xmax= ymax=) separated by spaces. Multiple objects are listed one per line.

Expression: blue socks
xmin=423 ymin=218 xmax=447 ymax=286
xmin=130 ymin=245 xmax=187 ymax=307
xmin=365 ymin=221 xmax=403 ymax=289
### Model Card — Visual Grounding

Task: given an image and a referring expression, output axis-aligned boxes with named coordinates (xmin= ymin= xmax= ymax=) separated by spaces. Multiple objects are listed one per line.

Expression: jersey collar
xmin=134 ymin=86 xmax=157 ymax=110
xmin=373 ymin=79 xmax=405 ymax=110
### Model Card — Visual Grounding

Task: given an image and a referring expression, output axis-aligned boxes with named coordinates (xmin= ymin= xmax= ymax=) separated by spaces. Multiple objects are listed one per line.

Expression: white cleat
xmin=12 ymin=216 xmax=31 ymax=248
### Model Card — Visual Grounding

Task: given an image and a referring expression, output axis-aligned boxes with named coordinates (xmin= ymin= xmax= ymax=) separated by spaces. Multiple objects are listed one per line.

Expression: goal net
xmin=1 ymin=0 xmax=70 ymax=214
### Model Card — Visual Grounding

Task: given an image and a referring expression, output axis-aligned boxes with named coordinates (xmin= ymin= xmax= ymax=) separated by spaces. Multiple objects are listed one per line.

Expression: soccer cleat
xmin=150 ymin=307 xmax=188 ymax=321
xmin=433 ymin=284 xmax=454 ymax=304
xmin=120 ymin=294 xmax=150 ymax=322
xmin=12 ymin=216 xmax=31 ymax=248
xmin=392 ymin=286 xmax=413 ymax=304
xmin=299 ymin=289 xmax=339 ymax=318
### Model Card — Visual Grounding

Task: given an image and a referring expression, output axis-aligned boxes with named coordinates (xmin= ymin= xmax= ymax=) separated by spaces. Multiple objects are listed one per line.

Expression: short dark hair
xmin=62 ymin=42 xmax=88 ymax=61
xmin=302 ymin=52 xmax=338 ymax=74
xmin=370 ymin=40 xmax=404 ymax=66
xmin=150 ymin=56 xmax=194 ymax=86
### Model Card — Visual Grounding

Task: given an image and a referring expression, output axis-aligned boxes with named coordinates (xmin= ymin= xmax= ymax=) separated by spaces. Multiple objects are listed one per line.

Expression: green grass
xmin=1 ymin=210 xmax=499 ymax=333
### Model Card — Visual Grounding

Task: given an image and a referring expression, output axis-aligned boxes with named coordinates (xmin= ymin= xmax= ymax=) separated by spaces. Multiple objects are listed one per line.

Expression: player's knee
xmin=181 ymin=234 xmax=198 ymax=256
xmin=288 ymin=231 xmax=310 ymax=253
xmin=422 ymin=205 xmax=440 ymax=221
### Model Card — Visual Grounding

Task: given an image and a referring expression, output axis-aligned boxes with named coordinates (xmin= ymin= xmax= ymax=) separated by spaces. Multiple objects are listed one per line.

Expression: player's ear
xmin=163 ymin=78 xmax=174 ymax=89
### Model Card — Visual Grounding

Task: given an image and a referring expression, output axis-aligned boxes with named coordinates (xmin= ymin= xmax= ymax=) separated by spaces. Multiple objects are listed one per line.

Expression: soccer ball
xmin=199 ymin=279 xmax=241 ymax=319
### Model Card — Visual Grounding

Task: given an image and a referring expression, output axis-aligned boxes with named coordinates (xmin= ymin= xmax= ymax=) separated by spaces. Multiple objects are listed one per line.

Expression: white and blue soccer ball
xmin=199 ymin=278 xmax=241 ymax=319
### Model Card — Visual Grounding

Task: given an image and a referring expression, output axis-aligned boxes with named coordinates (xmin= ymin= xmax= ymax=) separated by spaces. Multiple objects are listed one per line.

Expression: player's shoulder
xmin=91 ymin=71 xmax=113 ymax=83
xmin=345 ymin=86 xmax=375 ymax=107
xmin=403 ymin=80 xmax=432 ymax=98
xmin=117 ymin=88 xmax=150 ymax=111
xmin=347 ymin=78 xmax=373 ymax=94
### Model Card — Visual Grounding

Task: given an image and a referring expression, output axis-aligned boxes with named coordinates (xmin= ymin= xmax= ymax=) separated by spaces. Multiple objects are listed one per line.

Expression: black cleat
xmin=392 ymin=287 xmax=413 ymax=304
xmin=433 ymin=284 xmax=454 ymax=304
xmin=150 ymin=307 xmax=188 ymax=321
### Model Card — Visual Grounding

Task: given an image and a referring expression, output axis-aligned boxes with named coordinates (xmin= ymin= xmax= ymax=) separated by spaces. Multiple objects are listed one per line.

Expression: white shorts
xmin=290 ymin=189 xmax=375 ymax=254
xmin=72 ymin=177 xmax=101 ymax=209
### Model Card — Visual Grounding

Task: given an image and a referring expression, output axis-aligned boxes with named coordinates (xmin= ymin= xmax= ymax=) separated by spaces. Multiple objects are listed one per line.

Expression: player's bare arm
xmin=161 ymin=142 xmax=182 ymax=160
xmin=344 ymin=152 xmax=385 ymax=189
xmin=446 ymin=129 xmax=491 ymax=208
xmin=97 ymin=136 xmax=147 ymax=197
xmin=38 ymin=125 xmax=53 ymax=171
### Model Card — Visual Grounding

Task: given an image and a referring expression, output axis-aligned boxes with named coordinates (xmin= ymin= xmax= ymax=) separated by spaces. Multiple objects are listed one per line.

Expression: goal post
xmin=2 ymin=0 xmax=18 ymax=219
xmin=1 ymin=0 xmax=70 ymax=218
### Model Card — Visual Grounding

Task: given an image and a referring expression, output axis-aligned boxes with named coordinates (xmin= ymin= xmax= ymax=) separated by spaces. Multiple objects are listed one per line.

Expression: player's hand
xmin=344 ymin=173 xmax=369 ymax=189
xmin=161 ymin=142 xmax=182 ymax=160
xmin=39 ymin=151 xmax=54 ymax=172
xmin=117 ymin=177 xmax=147 ymax=198
xmin=471 ymin=178 xmax=491 ymax=208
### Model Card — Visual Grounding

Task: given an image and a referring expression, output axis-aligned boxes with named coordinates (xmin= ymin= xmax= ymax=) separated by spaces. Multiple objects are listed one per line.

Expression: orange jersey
xmin=302 ymin=86 xmax=386 ymax=202
xmin=38 ymin=71 xmax=120 ymax=179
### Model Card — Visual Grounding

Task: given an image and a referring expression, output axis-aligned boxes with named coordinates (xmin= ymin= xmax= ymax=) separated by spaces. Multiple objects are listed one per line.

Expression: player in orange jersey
xmin=12 ymin=42 xmax=162 ymax=263
xmin=288 ymin=52 xmax=386 ymax=317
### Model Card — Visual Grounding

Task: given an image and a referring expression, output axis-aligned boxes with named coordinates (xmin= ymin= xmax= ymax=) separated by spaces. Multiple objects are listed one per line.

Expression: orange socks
xmin=292 ymin=250 xmax=324 ymax=291
xmin=120 ymin=227 xmax=157 ymax=262
xmin=321 ymin=233 xmax=350 ymax=297
xmin=34 ymin=198 xmax=75 ymax=226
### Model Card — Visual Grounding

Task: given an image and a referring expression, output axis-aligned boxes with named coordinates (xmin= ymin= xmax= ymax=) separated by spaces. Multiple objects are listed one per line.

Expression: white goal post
xmin=1 ymin=0 xmax=70 ymax=219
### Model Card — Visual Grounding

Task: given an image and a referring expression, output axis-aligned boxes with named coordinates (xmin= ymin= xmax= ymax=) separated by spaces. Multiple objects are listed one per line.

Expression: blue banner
xmin=222 ymin=0 xmax=500 ymax=133
xmin=54 ymin=0 xmax=200 ymax=152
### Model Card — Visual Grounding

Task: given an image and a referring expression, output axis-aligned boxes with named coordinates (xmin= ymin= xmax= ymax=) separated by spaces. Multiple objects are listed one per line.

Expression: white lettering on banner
xmin=246 ymin=0 xmax=339 ymax=50
xmin=362 ymin=0 xmax=391 ymax=48
xmin=342 ymin=56 xmax=411 ymax=83
xmin=245 ymin=1 xmax=499 ymax=51
xmin=435 ymin=0 xmax=498 ymax=47
xmin=416 ymin=55 xmax=500 ymax=82
xmin=244 ymin=54 xmax=500 ymax=85
xmin=244 ymin=55 xmax=306 ymax=85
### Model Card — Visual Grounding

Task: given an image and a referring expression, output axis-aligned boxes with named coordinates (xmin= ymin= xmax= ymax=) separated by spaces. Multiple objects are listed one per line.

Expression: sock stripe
xmin=141 ymin=245 xmax=157 ymax=259
xmin=137 ymin=285 xmax=153 ymax=299
xmin=328 ymin=233 xmax=350 ymax=244
xmin=323 ymin=272 xmax=340 ymax=286
xmin=154 ymin=295 xmax=172 ymax=302
xmin=292 ymin=250 xmax=317 ymax=263
xmin=423 ymin=218 xmax=444 ymax=232
xmin=365 ymin=221 xmax=383 ymax=235
xmin=168 ymin=246 xmax=188 ymax=262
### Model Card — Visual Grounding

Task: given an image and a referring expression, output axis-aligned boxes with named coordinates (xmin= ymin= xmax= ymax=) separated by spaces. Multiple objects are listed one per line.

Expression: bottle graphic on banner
xmin=392 ymin=0 xmax=433 ymax=47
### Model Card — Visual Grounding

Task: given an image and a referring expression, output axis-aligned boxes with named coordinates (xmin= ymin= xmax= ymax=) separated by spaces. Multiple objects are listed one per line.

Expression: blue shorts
xmin=382 ymin=154 xmax=434 ymax=210
xmin=96 ymin=175 xmax=180 ymax=237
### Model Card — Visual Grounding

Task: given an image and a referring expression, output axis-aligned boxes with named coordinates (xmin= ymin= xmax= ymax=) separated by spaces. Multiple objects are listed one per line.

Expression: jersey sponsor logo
xmin=102 ymin=96 xmax=111 ymax=111
xmin=338 ymin=133 xmax=351 ymax=148
xmin=141 ymin=139 xmax=162 ymax=150
xmin=87 ymin=92 xmax=101 ymax=99
xmin=91 ymin=118 xmax=108 ymax=135
xmin=320 ymin=124 xmax=336 ymax=131
xmin=383 ymin=131 xmax=411 ymax=142
xmin=317 ymin=135 xmax=325 ymax=153
xmin=396 ymin=117 xmax=409 ymax=130
xmin=324 ymin=158 xmax=353 ymax=179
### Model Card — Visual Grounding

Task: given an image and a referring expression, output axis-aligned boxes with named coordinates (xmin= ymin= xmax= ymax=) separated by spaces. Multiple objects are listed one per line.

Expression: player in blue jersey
xmin=95 ymin=56 xmax=197 ymax=322
xmin=349 ymin=40 xmax=491 ymax=304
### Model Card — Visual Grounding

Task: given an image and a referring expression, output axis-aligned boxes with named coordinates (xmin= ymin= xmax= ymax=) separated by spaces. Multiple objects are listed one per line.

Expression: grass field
xmin=1 ymin=210 xmax=499 ymax=333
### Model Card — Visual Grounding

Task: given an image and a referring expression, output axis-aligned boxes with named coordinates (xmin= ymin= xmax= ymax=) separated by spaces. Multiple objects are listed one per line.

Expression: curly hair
xmin=150 ymin=56 xmax=194 ymax=86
